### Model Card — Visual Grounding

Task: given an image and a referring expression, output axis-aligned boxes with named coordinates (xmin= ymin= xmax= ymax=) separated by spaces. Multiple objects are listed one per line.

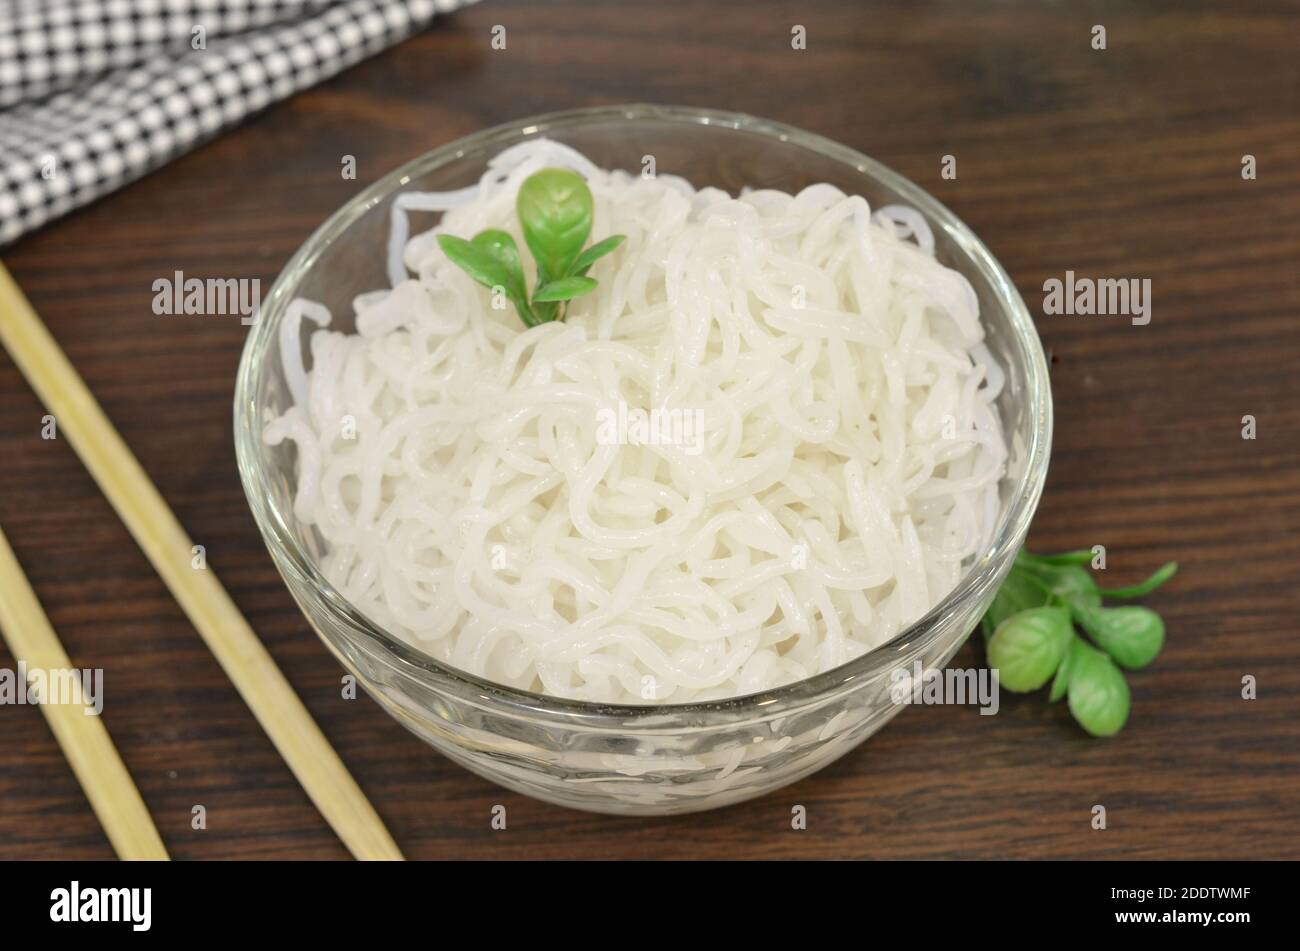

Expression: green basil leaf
xmin=987 ymin=606 xmax=1072 ymax=693
xmin=1055 ymin=567 xmax=1102 ymax=611
xmin=1098 ymin=561 xmax=1178 ymax=600
xmin=571 ymin=234 xmax=626 ymax=276
xmin=982 ymin=567 xmax=1054 ymax=640
xmin=437 ymin=234 xmax=521 ymax=298
xmin=1067 ymin=641 xmax=1131 ymax=737
xmin=1079 ymin=605 xmax=1165 ymax=669
xmin=529 ymin=299 xmax=560 ymax=324
xmin=517 ymin=168 xmax=593 ymax=283
xmin=1049 ymin=636 xmax=1079 ymax=702
xmin=471 ymin=230 xmax=525 ymax=291
xmin=469 ymin=229 xmax=534 ymax=325
xmin=1020 ymin=561 xmax=1101 ymax=613
xmin=532 ymin=275 xmax=599 ymax=303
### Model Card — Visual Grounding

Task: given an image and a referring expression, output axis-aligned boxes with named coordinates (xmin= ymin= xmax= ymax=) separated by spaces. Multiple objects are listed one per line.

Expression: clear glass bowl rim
xmin=233 ymin=103 xmax=1052 ymax=727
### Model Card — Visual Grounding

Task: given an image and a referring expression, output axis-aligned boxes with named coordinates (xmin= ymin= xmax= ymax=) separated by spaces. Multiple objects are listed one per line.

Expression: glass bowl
xmin=234 ymin=104 xmax=1052 ymax=815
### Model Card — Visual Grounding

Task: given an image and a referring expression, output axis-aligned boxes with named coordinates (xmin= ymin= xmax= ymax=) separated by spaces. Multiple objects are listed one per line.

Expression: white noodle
xmin=266 ymin=141 xmax=1008 ymax=704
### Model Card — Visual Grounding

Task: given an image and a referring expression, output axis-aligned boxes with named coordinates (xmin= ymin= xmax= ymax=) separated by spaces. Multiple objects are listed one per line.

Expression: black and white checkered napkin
xmin=0 ymin=0 xmax=473 ymax=245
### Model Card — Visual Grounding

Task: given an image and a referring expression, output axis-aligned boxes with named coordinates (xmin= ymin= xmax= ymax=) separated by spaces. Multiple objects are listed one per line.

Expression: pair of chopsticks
xmin=0 ymin=262 xmax=402 ymax=860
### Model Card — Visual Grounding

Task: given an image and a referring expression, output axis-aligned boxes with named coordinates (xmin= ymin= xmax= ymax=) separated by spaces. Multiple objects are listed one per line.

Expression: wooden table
xmin=1 ymin=0 xmax=1296 ymax=860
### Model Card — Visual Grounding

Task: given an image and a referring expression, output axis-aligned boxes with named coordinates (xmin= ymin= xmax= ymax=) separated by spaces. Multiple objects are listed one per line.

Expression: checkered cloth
xmin=0 ymin=0 xmax=473 ymax=245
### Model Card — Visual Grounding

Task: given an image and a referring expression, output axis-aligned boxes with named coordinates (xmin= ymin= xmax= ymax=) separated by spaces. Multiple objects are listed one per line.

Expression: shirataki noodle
xmin=264 ymin=140 xmax=1008 ymax=704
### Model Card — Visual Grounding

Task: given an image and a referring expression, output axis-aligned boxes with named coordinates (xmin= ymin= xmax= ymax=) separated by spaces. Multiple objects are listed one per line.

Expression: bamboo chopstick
xmin=0 ymin=523 xmax=169 ymax=860
xmin=0 ymin=262 xmax=402 ymax=861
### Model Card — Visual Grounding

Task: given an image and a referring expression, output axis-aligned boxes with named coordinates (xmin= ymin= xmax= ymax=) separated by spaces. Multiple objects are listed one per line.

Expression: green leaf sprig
xmin=436 ymin=168 xmax=625 ymax=328
xmin=981 ymin=549 xmax=1176 ymax=737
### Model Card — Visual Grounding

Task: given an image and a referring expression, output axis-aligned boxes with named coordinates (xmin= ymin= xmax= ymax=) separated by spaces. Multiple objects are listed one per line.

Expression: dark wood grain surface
xmin=1 ymin=0 xmax=1297 ymax=860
